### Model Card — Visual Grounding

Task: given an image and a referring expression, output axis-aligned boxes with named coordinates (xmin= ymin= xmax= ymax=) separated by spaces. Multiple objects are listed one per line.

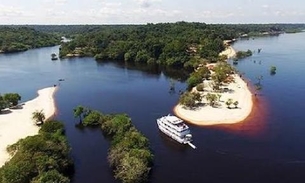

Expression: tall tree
xmin=3 ymin=93 xmax=21 ymax=106
xmin=0 ymin=95 xmax=9 ymax=112
xmin=205 ymin=93 xmax=218 ymax=107
xmin=32 ymin=110 xmax=46 ymax=125
xmin=73 ymin=105 xmax=84 ymax=123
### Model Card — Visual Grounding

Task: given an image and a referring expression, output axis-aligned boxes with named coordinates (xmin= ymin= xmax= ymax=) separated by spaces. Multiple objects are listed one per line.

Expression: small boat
xmin=51 ymin=53 xmax=58 ymax=60
xmin=157 ymin=114 xmax=196 ymax=149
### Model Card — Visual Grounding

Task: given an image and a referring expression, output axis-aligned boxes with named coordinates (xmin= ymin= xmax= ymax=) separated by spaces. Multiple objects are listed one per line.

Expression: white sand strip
xmin=174 ymin=75 xmax=253 ymax=126
xmin=0 ymin=86 xmax=57 ymax=167
xmin=220 ymin=46 xmax=236 ymax=59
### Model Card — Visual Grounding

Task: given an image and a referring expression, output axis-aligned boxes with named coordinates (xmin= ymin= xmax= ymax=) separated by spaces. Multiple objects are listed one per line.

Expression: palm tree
xmin=32 ymin=110 xmax=46 ymax=125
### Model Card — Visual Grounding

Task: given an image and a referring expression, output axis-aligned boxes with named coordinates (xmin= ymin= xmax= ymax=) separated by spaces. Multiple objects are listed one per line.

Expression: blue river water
xmin=0 ymin=32 xmax=305 ymax=183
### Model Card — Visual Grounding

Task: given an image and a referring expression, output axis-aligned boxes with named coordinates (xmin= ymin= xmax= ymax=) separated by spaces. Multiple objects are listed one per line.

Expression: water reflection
xmin=95 ymin=60 xmax=189 ymax=81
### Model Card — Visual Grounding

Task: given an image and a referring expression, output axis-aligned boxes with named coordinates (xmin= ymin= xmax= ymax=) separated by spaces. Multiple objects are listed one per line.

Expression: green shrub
xmin=82 ymin=110 xmax=102 ymax=126
xmin=73 ymin=106 xmax=153 ymax=183
xmin=31 ymin=170 xmax=70 ymax=183
xmin=270 ymin=66 xmax=277 ymax=75
xmin=187 ymin=72 xmax=202 ymax=90
xmin=0 ymin=121 xmax=73 ymax=183
xmin=39 ymin=120 xmax=64 ymax=134
xmin=101 ymin=114 xmax=132 ymax=136
xmin=196 ymin=83 xmax=205 ymax=91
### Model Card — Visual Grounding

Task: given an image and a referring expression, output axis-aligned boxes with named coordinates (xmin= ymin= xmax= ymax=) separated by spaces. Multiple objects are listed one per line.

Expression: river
xmin=0 ymin=33 xmax=305 ymax=183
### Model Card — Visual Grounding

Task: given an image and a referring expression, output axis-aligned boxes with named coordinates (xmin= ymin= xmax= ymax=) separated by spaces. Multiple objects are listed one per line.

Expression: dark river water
xmin=1 ymin=32 xmax=305 ymax=183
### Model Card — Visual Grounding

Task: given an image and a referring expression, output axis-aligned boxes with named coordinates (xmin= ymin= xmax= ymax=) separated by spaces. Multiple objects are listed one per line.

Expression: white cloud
xmin=135 ymin=0 xmax=162 ymax=8
xmin=198 ymin=10 xmax=236 ymax=19
xmin=46 ymin=9 xmax=67 ymax=17
xmin=91 ymin=2 xmax=122 ymax=18
xmin=55 ymin=0 xmax=68 ymax=5
xmin=0 ymin=4 xmax=33 ymax=18
xmin=42 ymin=0 xmax=68 ymax=7
xmin=1 ymin=0 xmax=305 ymax=24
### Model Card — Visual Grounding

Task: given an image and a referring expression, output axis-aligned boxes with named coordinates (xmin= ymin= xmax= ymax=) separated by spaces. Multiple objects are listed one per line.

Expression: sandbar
xmin=174 ymin=75 xmax=253 ymax=125
xmin=0 ymin=86 xmax=57 ymax=167
xmin=174 ymin=46 xmax=253 ymax=126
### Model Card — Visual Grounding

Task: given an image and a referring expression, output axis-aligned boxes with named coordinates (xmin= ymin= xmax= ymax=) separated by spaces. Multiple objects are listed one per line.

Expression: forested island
xmin=59 ymin=22 xmax=230 ymax=67
xmin=0 ymin=27 xmax=59 ymax=53
xmin=73 ymin=106 xmax=153 ymax=183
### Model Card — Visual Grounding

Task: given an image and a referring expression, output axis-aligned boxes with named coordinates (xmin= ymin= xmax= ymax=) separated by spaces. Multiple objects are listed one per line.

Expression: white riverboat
xmin=157 ymin=114 xmax=196 ymax=149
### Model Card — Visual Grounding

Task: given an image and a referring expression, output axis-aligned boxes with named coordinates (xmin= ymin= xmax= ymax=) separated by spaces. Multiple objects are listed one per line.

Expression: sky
xmin=0 ymin=0 xmax=304 ymax=24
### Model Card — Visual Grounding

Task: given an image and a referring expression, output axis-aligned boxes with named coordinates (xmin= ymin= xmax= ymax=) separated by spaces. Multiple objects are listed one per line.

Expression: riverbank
xmin=174 ymin=46 xmax=253 ymax=126
xmin=0 ymin=86 xmax=57 ymax=167
xmin=220 ymin=46 xmax=236 ymax=59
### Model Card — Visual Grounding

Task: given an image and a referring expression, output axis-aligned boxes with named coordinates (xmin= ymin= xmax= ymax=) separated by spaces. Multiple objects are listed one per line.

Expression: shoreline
xmin=0 ymin=86 xmax=58 ymax=167
xmin=174 ymin=46 xmax=254 ymax=126
xmin=174 ymin=75 xmax=253 ymax=126
xmin=220 ymin=45 xmax=236 ymax=59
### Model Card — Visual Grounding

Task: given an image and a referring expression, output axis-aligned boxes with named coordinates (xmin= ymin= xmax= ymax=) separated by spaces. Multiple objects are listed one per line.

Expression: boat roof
xmin=164 ymin=115 xmax=184 ymax=124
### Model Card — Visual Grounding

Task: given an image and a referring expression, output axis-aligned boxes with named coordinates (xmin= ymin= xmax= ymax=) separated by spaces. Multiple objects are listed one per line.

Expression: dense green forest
xmin=0 ymin=27 xmax=59 ymax=53
xmin=73 ymin=106 xmax=153 ymax=183
xmin=59 ymin=22 xmax=234 ymax=68
xmin=3 ymin=23 xmax=305 ymax=36
xmin=1 ymin=23 xmax=304 ymax=58
xmin=0 ymin=121 xmax=73 ymax=183
xmin=58 ymin=22 xmax=305 ymax=69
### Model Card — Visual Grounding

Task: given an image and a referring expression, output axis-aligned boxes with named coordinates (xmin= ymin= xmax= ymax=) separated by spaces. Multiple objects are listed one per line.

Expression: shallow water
xmin=1 ymin=33 xmax=305 ymax=183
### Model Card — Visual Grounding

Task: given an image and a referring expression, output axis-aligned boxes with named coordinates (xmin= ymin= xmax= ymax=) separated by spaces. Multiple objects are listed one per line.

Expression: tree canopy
xmin=0 ymin=27 xmax=59 ymax=53
xmin=0 ymin=93 xmax=21 ymax=112
xmin=0 ymin=95 xmax=9 ymax=112
xmin=32 ymin=110 xmax=46 ymax=125
xmin=0 ymin=120 xmax=73 ymax=183
xmin=58 ymin=22 xmax=239 ymax=67
xmin=3 ymin=93 xmax=21 ymax=106
xmin=179 ymin=91 xmax=202 ymax=108
xmin=74 ymin=107 xmax=153 ymax=183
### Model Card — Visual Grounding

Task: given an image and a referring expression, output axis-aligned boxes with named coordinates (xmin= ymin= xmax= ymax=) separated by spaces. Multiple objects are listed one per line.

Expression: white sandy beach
xmin=0 ymin=86 xmax=57 ymax=167
xmin=220 ymin=46 xmax=236 ymax=59
xmin=174 ymin=75 xmax=253 ymax=125
xmin=174 ymin=45 xmax=253 ymax=126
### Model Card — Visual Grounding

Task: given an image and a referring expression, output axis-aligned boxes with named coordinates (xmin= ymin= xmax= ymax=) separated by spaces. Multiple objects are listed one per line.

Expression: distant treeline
xmin=1 ymin=23 xmax=304 ymax=59
xmin=56 ymin=22 xmax=305 ymax=68
xmin=59 ymin=22 xmax=232 ymax=68
xmin=0 ymin=27 xmax=59 ymax=53
xmin=2 ymin=23 xmax=304 ymax=35
xmin=219 ymin=23 xmax=305 ymax=35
